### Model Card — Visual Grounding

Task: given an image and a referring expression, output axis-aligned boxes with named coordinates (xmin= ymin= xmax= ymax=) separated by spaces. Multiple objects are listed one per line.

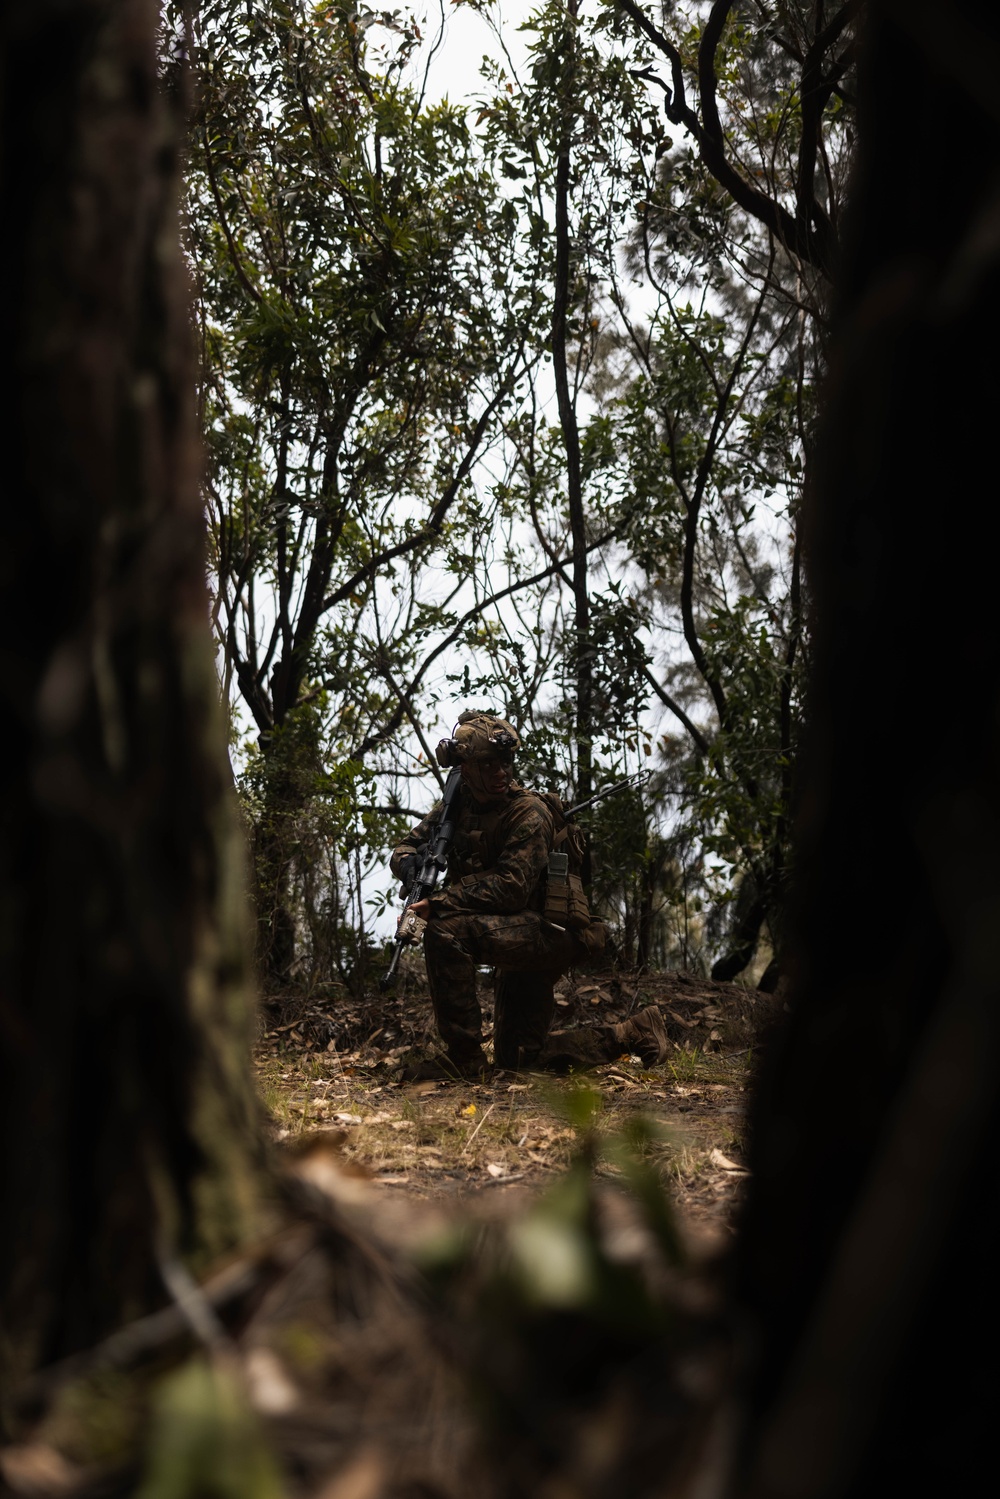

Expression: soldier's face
xmin=462 ymin=758 xmax=513 ymax=802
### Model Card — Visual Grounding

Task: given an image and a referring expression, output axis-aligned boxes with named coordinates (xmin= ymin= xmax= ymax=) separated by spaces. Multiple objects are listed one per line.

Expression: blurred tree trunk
xmin=0 ymin=0 xmax=266 ymax=1423
xmin=732 ymin=2 xmax=1000 ymax=1493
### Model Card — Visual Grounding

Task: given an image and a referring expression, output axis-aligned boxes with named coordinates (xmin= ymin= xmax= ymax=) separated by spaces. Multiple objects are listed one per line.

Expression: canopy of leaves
xmin=174 ymin=0 xmax=853 ymax=982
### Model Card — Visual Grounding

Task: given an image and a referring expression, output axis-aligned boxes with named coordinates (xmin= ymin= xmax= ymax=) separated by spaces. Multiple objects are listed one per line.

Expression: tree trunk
xmin=711 ymin=880 xmax=766 ymax=983
xmin=250 ymin=753 xmax=301 ymax=991
xmin=0 ymin=0 xmax=266 ymax=1420
xmin=731 ymin=3 xmax=1000 ymax=1492
xmin=551 ymin=0 xmax=593 ymax=806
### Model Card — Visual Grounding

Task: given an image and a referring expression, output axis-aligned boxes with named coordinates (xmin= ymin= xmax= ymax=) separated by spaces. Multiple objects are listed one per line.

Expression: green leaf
xmin=135 ymin=1358 xmax=283 ymax=1499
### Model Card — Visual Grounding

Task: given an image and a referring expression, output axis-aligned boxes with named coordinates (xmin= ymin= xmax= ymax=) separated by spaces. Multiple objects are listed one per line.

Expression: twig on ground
xmin=460 ymin=1102 xmax=496 ymax=1156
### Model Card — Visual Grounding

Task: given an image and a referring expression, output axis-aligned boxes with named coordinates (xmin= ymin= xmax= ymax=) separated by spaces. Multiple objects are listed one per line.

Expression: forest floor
xmin=222 ymin=965 xmax=781 ymax=1495
xmin=255 ymin=964 xmax=777 ymax=1254
xmin=0 ymin=969 xmax=778 ymax=1499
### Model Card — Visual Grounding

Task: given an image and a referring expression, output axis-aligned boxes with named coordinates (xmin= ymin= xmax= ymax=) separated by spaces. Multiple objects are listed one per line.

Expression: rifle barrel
xmin=564 ymin=769 xmax=650 ymax=820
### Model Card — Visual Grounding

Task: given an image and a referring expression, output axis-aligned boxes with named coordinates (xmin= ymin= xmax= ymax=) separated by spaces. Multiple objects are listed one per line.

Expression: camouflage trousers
xmin=423 ymin=911 xmax=618 ymax=1071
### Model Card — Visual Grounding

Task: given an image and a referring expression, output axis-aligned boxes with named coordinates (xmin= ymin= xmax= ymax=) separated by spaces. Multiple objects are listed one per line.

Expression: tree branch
xmin=320 ymin=372 xmax=518 ymax=613
xmin=678 ymin=246 xmax=775 ymax=730
xmin=642 ymin=665 xmax=710 ymax=756
xmin=353 ymin=529 xmax=618 ymax=759
xmin=615 ymin=0 xmax=837 ymax=274
xmin=199 ymin=125 xmax=262 ymax=304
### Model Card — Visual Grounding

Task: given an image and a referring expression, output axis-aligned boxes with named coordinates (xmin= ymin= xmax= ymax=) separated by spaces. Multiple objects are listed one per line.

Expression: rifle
xmin=379 ymin=765 xmax=463 ymax=992
xmin=562 ymin=768 xmax=651 ymax=820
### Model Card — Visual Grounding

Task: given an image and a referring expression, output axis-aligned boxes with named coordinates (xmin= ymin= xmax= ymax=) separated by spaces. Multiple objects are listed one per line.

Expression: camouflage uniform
xmin=391 ymin=784 xmax=596 ymax=1069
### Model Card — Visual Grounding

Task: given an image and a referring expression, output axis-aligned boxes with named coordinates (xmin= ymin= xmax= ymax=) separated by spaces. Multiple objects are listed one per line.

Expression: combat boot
xmin=399 ymin=1049 xmax=491 ymax=1083
xmin=609 ymin=1005 xmax=669 ymax=1065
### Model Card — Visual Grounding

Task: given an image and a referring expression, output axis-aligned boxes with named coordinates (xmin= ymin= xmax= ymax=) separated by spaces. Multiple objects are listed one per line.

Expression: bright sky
xmin=412 ymin=1 xmax=536 ymax=103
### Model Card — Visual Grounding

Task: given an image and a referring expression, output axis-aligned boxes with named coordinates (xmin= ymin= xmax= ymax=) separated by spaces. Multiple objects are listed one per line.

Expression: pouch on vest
xmin=542 ymin=812 xmax=593 ymax=932
xmin=544 ymin=850 xmax=571 ymax=926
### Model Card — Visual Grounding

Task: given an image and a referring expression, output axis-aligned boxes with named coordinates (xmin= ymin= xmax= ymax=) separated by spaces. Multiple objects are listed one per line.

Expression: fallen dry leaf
xmin=289 ymin=1141 xmax=373 ymax=1206
xmin=312 ymin=1447 xmax=385 ymax=1499
xmin=460 ymin=1101 xmax=496 ymax=1156
xmin=606 ymin=1071 xmax=640 ymax=1088
xmin=244 ymin=1347 xmax=299 ymax=1416
xmin=0 ymin=1444 xmax=81 ymax=1496
xmin=709 ymin=1148 xmax=748 ymax=1174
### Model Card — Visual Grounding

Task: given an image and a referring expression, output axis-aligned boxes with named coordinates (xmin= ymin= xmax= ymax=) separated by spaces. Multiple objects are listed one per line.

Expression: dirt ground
xmin=256 ymin=964 xmax=776 ymax=1251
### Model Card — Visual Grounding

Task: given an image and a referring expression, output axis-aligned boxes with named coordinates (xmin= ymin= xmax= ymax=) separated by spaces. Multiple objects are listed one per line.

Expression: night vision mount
xmin=434 ymin=710 xmax=520 ymax=766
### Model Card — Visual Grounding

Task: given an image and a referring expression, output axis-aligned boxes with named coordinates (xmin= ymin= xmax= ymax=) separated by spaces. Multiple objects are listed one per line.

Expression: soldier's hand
xmin=396 ymin=899 xmax=431 ymax=947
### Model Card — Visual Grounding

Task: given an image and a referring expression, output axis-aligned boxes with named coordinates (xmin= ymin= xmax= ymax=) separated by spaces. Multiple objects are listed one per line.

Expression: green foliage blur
xmin=136 ymin=1359 xmax=282 ymax=1499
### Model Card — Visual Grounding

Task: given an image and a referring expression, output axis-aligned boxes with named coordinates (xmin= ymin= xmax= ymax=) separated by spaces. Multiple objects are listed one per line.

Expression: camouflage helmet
xmin=436 ymin=710 xmax=520 ymax=766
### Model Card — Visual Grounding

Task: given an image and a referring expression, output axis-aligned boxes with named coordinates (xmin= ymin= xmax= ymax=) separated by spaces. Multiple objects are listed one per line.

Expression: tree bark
xmin=710 ymin=885 xmax=766 ymax=983
xmin=0 ymin=0 xmax=266 ymax=1419
xmin=731 ymin=3 xmax=1000 ymax=1492
xmin=551 ymin=0 xmax=593 ymax=805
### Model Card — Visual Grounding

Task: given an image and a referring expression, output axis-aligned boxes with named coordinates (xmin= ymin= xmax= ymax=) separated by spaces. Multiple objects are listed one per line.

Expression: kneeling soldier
xmin=390 ymin=711 xmax=668 ymax=1078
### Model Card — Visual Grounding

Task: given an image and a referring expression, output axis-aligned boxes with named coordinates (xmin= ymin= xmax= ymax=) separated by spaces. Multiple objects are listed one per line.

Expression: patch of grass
xmin=667 ymin=1047 xmax=750 ymax=1089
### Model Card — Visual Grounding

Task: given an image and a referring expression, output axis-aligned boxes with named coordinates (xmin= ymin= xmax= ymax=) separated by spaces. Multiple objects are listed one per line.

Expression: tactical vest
xmin=447 ymin=790 xmax=539 ymax=905
xmin=451 ymin=804 xmax=509 ymax=875
xmin=447 ymin=787 xmax=596 ymax=932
